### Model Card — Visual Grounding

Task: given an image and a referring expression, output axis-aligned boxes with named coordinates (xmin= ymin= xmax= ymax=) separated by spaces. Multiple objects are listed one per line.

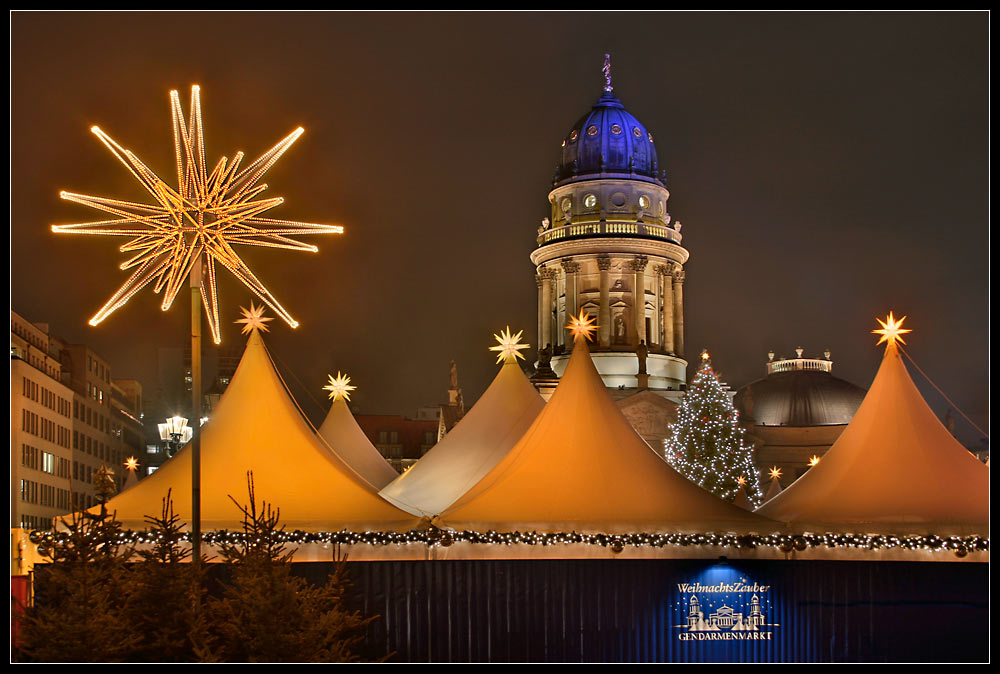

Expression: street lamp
xmin=158 ymin=415 xmax=193 ymax=458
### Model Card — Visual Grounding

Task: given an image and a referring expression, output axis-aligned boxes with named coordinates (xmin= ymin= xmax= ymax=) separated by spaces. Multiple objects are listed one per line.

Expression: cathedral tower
xmin=531 ymin=57 xmax=689 ymax=391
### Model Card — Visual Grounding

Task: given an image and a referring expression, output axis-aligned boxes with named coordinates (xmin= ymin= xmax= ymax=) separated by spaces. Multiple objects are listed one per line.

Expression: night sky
xmin=11 ymin=12 xmax=988 ymax=445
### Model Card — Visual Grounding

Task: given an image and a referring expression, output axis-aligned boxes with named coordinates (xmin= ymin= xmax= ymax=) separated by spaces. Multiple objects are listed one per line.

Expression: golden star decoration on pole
xmin=566 ymin=311 xmax=598 ymax=342
xmin=323 ymin=371 xmax=356 ymax=402
xmin=52 ymin=85 xmax=343 ymax=344
xmin=235 ymin=302 xmax=273 ymax=335
xmin=872 ymin=312 xmax=911 ymax=347
xmin=489 ymin=326 xmax=530 ymax=364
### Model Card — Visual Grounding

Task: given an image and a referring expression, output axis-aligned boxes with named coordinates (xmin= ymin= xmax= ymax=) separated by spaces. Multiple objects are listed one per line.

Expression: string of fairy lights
xmin=27 ymin=528 xmax=988 ymax=557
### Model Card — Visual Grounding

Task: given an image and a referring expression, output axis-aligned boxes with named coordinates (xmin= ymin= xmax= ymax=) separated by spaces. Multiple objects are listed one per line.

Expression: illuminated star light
xmin=737 ymin=475 xmax=747 ymax=486
xmin=489 ymin=326 xmax=530 ymax=364
xmin=808 ymin=455 xmax=821 ymax=467
xmin=566 ymin=311 xmax=598 ymax=342
xmin=124 ymin=456 xmax=139 ymax=472
xmin=872 ymin=312 xmax=911 ymax=347
xmin=768 ymin=466 xmax=782 ymax=481
xmin=235 ymin=302 xmax=273 ymax=335
xmin=323 ymin=371 xmax=356 ymax=402
xmin=52 ymin=85 xmax=343 ymax=344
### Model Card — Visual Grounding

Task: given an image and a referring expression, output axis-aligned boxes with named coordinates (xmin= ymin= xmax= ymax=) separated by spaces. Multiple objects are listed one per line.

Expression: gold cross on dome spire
xmin=489 ymin=326 xmax=530 ymax=364
xmin=323 ymin=371 xmax=356 ymax=402
xmin=566 ymin=311 xmax=598 ymax=342
xmin=873 ymin=312 xmax=911 ymax=347
xmin=235 ymin=302 xmax=273 ymax=334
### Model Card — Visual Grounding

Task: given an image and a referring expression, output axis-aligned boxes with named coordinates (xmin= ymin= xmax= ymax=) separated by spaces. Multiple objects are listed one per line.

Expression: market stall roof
xmin=380 ymin=358 xmax=545 ymax=517
xmin=97 ymin=331 xmax=415 ymax=531
xmin=318 ymin=382 xmax=399 ymax=490
xmin=757 ymin=317 xmax=988 ymax=533
xmin=441 ymin=324 xmax=773 ymax=534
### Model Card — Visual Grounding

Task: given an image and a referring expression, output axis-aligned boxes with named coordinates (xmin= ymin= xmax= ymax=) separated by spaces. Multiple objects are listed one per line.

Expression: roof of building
xmin=756 ymin=340 xmax=988 ymax=533
xmin=554 ymin=91 xmax=661 ymax=188
xmin=441 ymin=337 xmax=772 ymax=533
xmin=735 ymin=368 xmax=866 ymax=427
xmin=379 ymin=359 xmax=545 ymax=518
xmin=95 ymin=331 xmax=415 ymax=531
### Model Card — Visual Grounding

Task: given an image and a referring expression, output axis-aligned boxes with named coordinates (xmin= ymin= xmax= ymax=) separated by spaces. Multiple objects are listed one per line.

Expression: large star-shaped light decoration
xmin=323 ymin=371 xmax=356 ymax=402
xmin=808 ymin=454 xmax=821 ymax=467
xmin=566 ymin=311 xmax=598 ymax=342
xmin=768 ymin=466 xmax=782 ymax=481
xmin=235 ymin=302 xmax=273 ymax=335
xmin=489 ymin=326 xmax=530 ymax=364
xmin=52 ymin=85 xmax=343 ymax=344
xmin=123 ymin=456 xmax=139 ymax=472
xmin=872 ymin=312 xmax=911 ymax=347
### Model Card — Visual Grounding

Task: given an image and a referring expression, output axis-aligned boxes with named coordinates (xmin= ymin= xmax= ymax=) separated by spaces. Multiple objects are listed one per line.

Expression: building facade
xmin=530 ymin=65 xmax=689 ymax=393
xmin=734 ymin=348 xmax=866 ymax=486
xmin=11 ymin=310 xmax=144 ymax=530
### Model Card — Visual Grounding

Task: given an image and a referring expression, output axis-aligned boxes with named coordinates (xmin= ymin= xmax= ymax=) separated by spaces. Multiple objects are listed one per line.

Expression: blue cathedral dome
xmin=554 ymin=90 xmax=662 ymax=188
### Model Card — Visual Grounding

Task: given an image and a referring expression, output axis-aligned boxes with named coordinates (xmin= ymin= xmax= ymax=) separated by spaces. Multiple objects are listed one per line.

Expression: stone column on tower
xmin=672 ymin=269 xmax=685 ymax=358
xmin=539 ymin=267 xmax=556 ymax=350
xmin=655 ymin=263 xmax=675 ymax=355
xmin=631 ymin=256 xmax=648 ymax=347
xmin=597 ymin=254 xmax=612 ymax=347
xmin=561 ymin=259 xmax=580 ymax=328
xmin=535 ymin=272 xmax=545 ymax=353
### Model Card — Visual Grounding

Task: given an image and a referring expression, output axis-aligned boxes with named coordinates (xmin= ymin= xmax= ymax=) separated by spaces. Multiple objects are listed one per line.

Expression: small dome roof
xmin=735 ymin=370 xmax=866 ymax=427
xmin=554 ymin=91 xmax=661 ymax=188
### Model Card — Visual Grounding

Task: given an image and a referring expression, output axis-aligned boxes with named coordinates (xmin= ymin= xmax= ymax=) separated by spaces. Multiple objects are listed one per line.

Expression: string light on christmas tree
xmin=235 ymin=302 xmax=274 ymax=334
xmin=489 ymin=326 xmax=530 ymax=364
xmin=323 ymin=372 xmax=356 ymax=402
xmin=663 ymin=350 xmax=764 ymax=508
xmin=873 ymin=312 xmax=911 ymax=347
xmin=566 ymin=311 xmax=598 ymax=342
xmin=52 ymin=85 xmax=343 ymax=344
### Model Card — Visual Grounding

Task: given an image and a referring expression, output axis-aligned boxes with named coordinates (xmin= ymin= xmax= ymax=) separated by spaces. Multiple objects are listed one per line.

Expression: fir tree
xmin=126 ymin=489 xmax=219 ymax=662
xmin=16 ymin=464 xmax=137 ymax=662
xmin=664 ymin=352 xmax=764 ymax=507
xmin=208 ymin=472 xmax=376 ymax=662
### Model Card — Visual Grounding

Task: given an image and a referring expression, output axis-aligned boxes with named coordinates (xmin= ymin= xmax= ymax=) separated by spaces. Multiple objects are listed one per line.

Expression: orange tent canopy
xmin=97 ymin=331 xmax=415 ymax=532
xmin=380 ymin=359 xmax=545 ymax=517
xmin=442 ymin=338 xmax=773 ymax=534
xmin=758 ymin=341 xmax=988 ymax=534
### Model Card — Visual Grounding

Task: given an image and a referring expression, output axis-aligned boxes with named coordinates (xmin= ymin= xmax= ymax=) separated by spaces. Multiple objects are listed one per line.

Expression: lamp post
xmin=158 ymin=415 xmax=194 ymax=458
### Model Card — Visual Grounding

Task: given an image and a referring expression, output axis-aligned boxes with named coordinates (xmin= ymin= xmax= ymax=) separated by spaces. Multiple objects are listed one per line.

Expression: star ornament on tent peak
xmin=873 ymin=312 xmax=911 ymax=347
xmin=123 ymin=456 xmax=139 ymax=472
xmin=489 ymin=326 xmax=530 ymax=364
xmin=323 ymin=371 xmax=356 ymax=402
xmin=566 ymin=311 xmax=598 ymax=342
xmin=235 ymin=302 xmax=273 ymax=335
xmin=768 ymin=466 xmax=782 ymax=481
xmin=52 ymin=85 xmax=343 ymax=345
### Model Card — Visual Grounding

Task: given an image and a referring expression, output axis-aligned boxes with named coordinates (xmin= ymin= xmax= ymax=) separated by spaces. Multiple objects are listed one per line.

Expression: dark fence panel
xmin=293 ymin=558 xmax=988 ymax=663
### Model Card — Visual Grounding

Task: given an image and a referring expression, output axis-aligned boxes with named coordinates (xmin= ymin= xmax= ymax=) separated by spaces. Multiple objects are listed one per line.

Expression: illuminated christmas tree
xmin=664 ymin=350 xmax=763 ymax=508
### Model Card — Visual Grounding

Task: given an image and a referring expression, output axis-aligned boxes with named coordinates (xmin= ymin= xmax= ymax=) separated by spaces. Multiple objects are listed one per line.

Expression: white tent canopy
xmin=441 ymin=337 xmax=773 ymax=534
xmin=95 ymin=331 xmax=416 ymax=532
xmin=757 ymin=340 xmax=988 ymax=534
xmin=318 ymin=396 xmax=399 ymax=490
xmin=379 ymin=359 xmax=545 ymax=517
